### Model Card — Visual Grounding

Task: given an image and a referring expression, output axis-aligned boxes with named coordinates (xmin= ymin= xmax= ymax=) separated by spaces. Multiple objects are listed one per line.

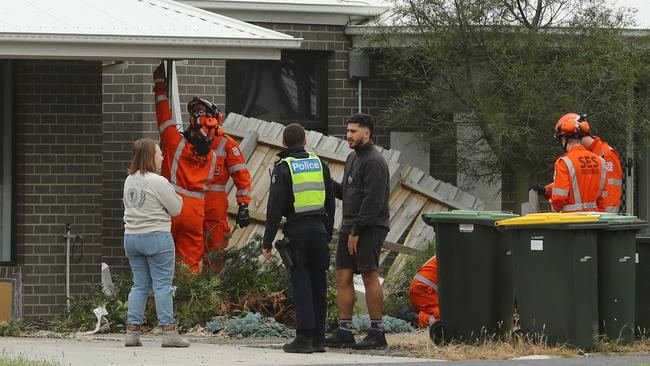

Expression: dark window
xmin=226 ymin=51 xmax=328 ymax=133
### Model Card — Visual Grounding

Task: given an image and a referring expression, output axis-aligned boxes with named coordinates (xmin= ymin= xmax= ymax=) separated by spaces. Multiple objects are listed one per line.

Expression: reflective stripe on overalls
xmin=414 ymin=273 xmax=438 ymax=292
xmin=559 ymin=156 xmax=603 ymax=212
xmin=413 ymin=273 xmax=438 ymax=323
xmin=282 ymin=152 xmax=326 ymax=214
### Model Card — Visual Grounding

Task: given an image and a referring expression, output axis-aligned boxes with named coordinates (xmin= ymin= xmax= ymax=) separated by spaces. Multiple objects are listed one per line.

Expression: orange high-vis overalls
xmin=203 ymin=130 xmax=252 ymax=266
xmin=587 ymin=136 xmax=623 ymax=213
xmin=408 ymin=256 xmax=440 ymax=328
xmin=545 ymin=145 xmax=607 ymax=213
xmin=154 ymin=85 xmax=217 ymax=272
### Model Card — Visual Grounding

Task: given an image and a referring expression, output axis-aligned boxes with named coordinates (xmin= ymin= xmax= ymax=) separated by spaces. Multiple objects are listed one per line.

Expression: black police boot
xmin=353 ymin=329 xmax=388 ymax=350
xmin=283 ymin=334 xmax=315 ymax=354
xmin=312 ymin=330 xmax=325 ymax=353
xmin=324 ymin=329 xmax=356 ymax=348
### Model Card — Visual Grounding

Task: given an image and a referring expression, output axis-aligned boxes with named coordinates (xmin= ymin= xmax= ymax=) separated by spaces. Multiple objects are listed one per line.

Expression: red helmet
xmin=554 ymin=113 xmax=590 ymax=139
xmin=187 ymin=96 xmax=223 ymax=141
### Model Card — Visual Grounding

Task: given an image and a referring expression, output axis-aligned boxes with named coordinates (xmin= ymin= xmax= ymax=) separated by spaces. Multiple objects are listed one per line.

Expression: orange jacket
xmin=208 ymin=130 xmax=252 ymax=205
xmin=545 ymin=145 xmax=607 ymax=212
xmin=586 ymin=136 xmax=622 ymax=212
xmin=154 ymin=85 xmax=216 ymax=197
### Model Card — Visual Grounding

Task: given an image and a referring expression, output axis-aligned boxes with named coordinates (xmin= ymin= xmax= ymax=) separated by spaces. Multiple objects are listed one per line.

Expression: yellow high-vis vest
xmin=282 ymin=152 xmax=326 ymax=214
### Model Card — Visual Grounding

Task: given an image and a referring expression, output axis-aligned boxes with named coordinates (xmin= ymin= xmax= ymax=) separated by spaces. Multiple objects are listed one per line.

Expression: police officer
xmin=262 ymin=123 xmax=335 ymax=353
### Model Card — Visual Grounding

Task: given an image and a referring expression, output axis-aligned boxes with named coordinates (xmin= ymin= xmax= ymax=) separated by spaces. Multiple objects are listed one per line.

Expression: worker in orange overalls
xmin=581 ymin=129 xmax=623 ymax=213
xmin=531 ymin=113 xmax=608 ymax=212
xmin=203 ymin=124 xmax=252 ymax=270
xmin=153 ymin=64 xmax=220 ymax=272
xmin=408 ymin=256 xmax=440 ymax=328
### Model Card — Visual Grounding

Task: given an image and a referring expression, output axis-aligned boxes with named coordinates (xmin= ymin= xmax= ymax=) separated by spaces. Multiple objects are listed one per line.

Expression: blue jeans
xmin=124 ymin=231 xmax=176 ymax=326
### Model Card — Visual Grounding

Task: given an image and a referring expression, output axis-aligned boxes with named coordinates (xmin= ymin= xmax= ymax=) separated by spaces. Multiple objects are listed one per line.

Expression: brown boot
xmin=161 ymin=325 xmax=190 ymax=348
xmin=125 ymin=324 xmax=142 ymax=347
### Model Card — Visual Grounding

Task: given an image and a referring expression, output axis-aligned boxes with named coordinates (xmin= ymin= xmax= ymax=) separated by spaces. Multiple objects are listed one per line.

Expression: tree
xmin=367 ymin=0 xmax=650 ymax=211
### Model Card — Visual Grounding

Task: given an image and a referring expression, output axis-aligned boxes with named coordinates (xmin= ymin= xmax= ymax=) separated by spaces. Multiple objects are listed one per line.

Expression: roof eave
xmin=181 ymin=1 xmax=387 ymax=25
xmin=0 ymin=34 xmax=302 ymax=60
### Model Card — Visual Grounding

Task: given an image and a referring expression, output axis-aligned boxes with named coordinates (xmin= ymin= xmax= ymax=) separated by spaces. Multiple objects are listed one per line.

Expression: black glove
xmin=529 ymin=184 xmax=547 ymax=196
xmin=236 ymin=202 xmax=250 ymax=228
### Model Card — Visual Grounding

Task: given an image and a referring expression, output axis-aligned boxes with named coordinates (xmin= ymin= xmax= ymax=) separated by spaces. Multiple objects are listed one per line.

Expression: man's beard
xmin=184 ymin=131 xmax=211 ymax=155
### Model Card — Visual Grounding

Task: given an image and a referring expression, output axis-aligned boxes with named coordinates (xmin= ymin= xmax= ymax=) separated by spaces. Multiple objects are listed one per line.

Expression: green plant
xmin=383 ymin=239 xmax=436 ymax=300
xmin=0 ymin=320 xmax=25 ymax=337
xmin=210 ymin=234 xmax=289 ymax=300
xmin=0 ymin=354 xmax=60 ymax=366
xmin=172 ymin=266 xmax=222 ymax=327
xmin=54 ymin=234 xmax=293 ymax=332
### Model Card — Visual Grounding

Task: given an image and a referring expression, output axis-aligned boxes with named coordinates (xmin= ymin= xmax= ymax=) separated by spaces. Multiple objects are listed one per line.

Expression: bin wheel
xmin=429 ymin=320 xmax=450 ymax=345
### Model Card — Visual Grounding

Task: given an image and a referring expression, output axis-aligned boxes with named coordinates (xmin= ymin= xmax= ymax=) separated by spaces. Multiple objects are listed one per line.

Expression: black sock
xmin=339 ymin=318 xmax=353 ymax=335
xmin=370 ymin=318 xmax=383 ymax=333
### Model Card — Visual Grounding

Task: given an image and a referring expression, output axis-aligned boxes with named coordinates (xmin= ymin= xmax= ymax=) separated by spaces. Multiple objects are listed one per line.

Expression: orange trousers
xmin=171 ymin=194 xmax=205 ymax=273
xmin=203 ymin=191 xmax=231 ymax=271
xmin=408 ymin=280 xmax=440 ymax=328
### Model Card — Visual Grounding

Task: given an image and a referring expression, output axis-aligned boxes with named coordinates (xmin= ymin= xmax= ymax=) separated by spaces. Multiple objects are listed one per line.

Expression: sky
xmin=613 ymin=0 xmax=650 ymax=28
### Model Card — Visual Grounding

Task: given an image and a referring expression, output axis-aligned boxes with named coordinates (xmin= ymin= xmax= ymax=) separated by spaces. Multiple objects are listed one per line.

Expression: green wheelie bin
xmin=496 ymin=213 xmax=606 ymax=349
xmin=422 ymin=210 xmax=518 ymax=343
xmin=636 ymin=235 xmax=650 ymax=336
xmin=582 ymin=213 xmax=646 ymax=345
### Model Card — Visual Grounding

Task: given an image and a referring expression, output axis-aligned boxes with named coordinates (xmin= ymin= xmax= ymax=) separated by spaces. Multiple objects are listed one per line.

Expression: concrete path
xmin=2 ymin=335 xmax=650 ymax=366
xmin=0 ymin=336 xmax=435 ymax=366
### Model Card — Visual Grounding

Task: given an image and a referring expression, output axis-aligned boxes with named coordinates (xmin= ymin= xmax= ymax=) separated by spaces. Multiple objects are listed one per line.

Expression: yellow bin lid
xmin=496 ymin=212 xmax=599 ymax=226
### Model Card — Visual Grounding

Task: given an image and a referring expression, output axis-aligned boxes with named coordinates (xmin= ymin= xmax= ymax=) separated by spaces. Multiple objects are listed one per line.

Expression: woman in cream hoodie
xmin=122 ymin=138 xmax=188 ymax=347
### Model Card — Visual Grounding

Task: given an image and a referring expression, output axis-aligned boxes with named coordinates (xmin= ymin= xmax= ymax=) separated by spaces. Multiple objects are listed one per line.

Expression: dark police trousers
xmin=289 ymin=230 xmax=329 ymax=343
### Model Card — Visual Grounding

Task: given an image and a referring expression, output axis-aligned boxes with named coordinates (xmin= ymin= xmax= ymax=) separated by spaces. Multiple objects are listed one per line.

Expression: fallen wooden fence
xmin=220 ymin=114 xmax=485 ymax=278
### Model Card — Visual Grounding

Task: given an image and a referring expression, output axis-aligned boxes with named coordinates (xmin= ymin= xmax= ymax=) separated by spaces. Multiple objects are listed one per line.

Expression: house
xmin=0 ymin=0 xmax=300 ymax=320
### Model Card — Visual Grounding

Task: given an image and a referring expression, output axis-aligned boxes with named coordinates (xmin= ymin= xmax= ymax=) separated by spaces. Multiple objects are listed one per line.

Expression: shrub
xmin=55 ymin=234 xmax=292 ymax=332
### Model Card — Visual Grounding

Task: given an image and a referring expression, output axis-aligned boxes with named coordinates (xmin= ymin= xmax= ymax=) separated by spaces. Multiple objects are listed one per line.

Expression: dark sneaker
xmin=324 ymin=329 xmax=356 ymax=348
xmin=312 ymin=343 xmax=325 ymax=353
xmin=312 ymin=330 xmax=325 ymax=352
xmin=353 ymin=330 xmax=388 ymax=350
xmin=283 ymin=335 xmax=315 ymax=354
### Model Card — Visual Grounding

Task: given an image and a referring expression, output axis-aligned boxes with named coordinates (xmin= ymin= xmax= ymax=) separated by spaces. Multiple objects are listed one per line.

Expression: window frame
xmin=0 ymin=60 xmax=14 ymax=265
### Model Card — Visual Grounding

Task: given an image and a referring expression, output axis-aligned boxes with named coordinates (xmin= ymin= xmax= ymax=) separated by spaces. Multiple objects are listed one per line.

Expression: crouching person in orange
xmin=203 ymin=116 xmax=252 ymax=269
xmin=153 ymin=64 xmax=219 ymax=272
xmin=531 ymin=113 xmax=608 ymax=212
xmin=408 ymin=256 xmax=440 ymax=328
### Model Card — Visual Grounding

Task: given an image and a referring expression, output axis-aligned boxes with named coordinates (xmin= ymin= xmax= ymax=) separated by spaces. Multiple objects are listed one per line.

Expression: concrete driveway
xmin=0 ymin=335 xmax=434 ymax=366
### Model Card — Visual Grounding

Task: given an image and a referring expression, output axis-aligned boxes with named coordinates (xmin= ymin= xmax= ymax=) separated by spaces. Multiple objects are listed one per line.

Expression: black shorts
xmin=336 ymin=226 xmax=389 ymax=273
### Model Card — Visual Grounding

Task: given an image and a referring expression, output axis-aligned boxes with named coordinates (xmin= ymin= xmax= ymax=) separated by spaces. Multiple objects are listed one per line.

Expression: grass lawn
xmin=0 ymin=355 xmax=60 ymax=366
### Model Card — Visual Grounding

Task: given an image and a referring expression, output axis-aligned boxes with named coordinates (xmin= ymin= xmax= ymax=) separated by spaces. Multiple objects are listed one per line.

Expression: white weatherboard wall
xmin=455 ymin=113 xmax=502 ymax=211
xmin=390 ymin=132 xmax=430 ymax=175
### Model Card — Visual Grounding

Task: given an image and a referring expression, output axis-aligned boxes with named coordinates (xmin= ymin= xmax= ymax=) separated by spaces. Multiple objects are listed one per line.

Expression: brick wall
xmin=13 ymin=60 xmax=103 ymax=319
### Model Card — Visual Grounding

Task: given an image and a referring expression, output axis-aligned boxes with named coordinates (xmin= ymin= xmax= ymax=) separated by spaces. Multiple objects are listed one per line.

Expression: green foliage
xmin=206 ymin=313 xmax=295 ymax=338
xmin=171 ymin=266 xmax=222 ymax=327
xmin=368 ymin=0 xmax=650 ymax=206
xmin=351 ymin=314 xmax=414 ymax=333
xmin=326 ymin=240 xmax=339 ymax=329
xmin=0 ymin=354 xmax=60 ymax=366
xmin=55 ymin=234 xmax=290 ymax=332
xmin=0 ymin=320 xmax=25 ymax=337
xmin=207 ymin=234 xmax=289 ymax=300
xmin=384 ymin=239 xmax=436 ymax=299
xmin=53 ymin=274 xmax=131 ymax=332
